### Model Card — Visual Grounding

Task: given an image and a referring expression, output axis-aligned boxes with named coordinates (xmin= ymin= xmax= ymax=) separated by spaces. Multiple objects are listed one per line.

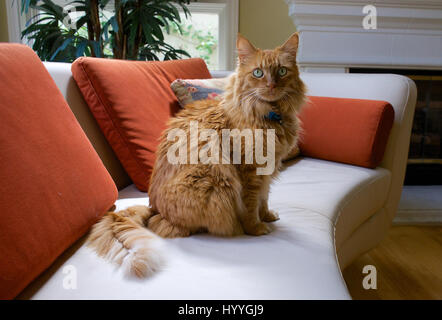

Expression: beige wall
xmin=239 ymin=0 xmax=295 ymax=50
xmin=0 ymin=0 xmax=9 ymax=42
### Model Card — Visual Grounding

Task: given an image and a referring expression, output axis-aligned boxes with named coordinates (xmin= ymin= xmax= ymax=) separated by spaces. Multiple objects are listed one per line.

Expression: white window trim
xmin=185 ymin=0 xmax=238 ymax=71
xmin=6 ymin=1 xmax=38 ymax=43
xmin=6 ymin=1 xmax=23 ymax=43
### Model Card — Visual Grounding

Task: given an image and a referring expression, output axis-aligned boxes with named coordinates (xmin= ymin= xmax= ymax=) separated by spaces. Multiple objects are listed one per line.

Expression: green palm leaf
xmin=21 ymin=0 xmax=193 ymax=61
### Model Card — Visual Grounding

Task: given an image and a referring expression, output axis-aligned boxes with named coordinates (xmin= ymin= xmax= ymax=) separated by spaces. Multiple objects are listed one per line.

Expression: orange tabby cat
xmin=88 ymin=33 xmax=307 ymax=277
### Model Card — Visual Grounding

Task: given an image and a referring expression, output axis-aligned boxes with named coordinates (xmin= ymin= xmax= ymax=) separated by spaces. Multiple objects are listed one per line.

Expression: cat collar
xmin=266 ymin=111 xmax=283 ymax=124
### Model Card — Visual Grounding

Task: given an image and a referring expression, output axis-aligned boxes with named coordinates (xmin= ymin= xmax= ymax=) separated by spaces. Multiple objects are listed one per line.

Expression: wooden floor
xmin=342 ymin=226 xmax=442 ymax=300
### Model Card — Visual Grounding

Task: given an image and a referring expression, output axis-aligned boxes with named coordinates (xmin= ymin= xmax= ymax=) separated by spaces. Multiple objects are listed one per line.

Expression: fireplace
xmin=350 ymin=68 xmax=442 ymax=185
xmin=286 ymin=0 xmax=442 ymax=185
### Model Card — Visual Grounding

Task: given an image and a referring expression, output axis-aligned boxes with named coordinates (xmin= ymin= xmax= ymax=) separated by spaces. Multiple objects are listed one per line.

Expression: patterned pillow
xmin=171 ymin=77 xmax=230 ymax=107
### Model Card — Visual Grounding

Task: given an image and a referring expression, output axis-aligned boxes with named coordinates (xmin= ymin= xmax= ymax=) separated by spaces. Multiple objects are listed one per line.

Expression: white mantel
xmin=286 ymin=0 xmax=442 ymax=72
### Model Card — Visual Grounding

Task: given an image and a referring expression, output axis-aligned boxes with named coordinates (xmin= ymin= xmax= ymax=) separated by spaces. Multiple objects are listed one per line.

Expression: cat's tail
xmin=87 ymin=205 xmax=164 ymax=278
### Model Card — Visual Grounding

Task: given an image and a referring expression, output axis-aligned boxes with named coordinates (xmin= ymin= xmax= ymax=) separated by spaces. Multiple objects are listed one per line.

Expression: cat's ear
xmin=236 ymin=33 xmax=257 ymax=63
xmin=280 ymin=32 xmax=299 ymax=56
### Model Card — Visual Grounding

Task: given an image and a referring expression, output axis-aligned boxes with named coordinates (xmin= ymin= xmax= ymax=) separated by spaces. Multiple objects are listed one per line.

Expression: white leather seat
xmin=274 ymin=158 xmax=391 ymax=250
xmin=20 ymin=158 xmax=391 ymax=299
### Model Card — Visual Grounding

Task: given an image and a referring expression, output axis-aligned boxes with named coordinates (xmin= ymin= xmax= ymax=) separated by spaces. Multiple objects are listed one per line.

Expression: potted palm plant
xmin=20 ymin=0 xmax=192 ymax=62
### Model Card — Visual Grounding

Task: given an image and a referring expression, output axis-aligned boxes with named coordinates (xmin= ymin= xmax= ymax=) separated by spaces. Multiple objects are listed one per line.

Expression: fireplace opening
xmin=350 ymin=68 xmax=442 ymax=185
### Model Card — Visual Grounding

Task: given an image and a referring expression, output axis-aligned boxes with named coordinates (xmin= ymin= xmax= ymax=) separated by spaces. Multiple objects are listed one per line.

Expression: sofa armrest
xmin=300 ymin=73 xmax=417 ymax=223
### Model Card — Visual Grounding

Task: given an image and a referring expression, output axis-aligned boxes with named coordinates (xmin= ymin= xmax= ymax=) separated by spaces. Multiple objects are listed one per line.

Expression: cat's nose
xmin=267 ymin=82 xmax=276 ymax=91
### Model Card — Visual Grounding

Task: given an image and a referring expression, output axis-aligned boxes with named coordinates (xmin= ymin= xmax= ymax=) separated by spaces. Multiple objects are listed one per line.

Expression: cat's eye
xmin=252 ymin=68 xmax=264 ymax=78
xmin=278 ymin=67 xmax=288 ymax=77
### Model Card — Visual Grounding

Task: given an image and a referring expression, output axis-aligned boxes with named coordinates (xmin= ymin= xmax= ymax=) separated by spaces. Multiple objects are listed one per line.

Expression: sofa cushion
xmin=42 ymin=62 xmax=132 ymax=190
xmin=18 ymin=157 xmax=390 ymax=300
xmin=71 ymin=57 xmax=211 ymax=191
xmin=18 ymin=182 xmax=351 ymax=300
xmin=272 ymin=158 xmax=391 ymax=247
xmin=299 ymin=96 xmax=394 ymax=168
xmin=0 ymin=44 xmax=118 ymax=299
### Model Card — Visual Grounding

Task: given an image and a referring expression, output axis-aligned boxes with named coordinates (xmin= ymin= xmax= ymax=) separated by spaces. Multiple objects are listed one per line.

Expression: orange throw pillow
xmin=298 ymin=96 xmax=394 ymax=168
xmin=0 ymin=44 xmax=118 ymax=299
xmin=71 ymin=57 xmax=211 ymax=191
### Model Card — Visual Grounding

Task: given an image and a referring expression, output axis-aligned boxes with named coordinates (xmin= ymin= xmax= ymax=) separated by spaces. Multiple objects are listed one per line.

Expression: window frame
xmin=6 ymin=1 xmax=25 ymax=43
xmin=6 ymin=0 xmax=238 ymax=70
xmin=184 ymin=0 xmax=238 ymax=71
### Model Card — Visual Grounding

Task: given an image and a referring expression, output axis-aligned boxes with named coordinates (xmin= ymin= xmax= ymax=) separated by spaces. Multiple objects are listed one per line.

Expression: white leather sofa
xmin=19 ymin=63 xmax=416 ymax=299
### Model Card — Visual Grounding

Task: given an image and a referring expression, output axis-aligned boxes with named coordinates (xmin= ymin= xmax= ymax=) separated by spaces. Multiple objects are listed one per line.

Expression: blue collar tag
xmin=266 ymin=111 xmax=283 ymax=124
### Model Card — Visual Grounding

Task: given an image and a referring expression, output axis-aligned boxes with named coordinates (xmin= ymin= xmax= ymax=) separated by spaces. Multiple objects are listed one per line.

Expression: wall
xmin=0 ymin=0 xmax=9 ymax=42
xmin=239 ymin=0 xmax=295 ymax=49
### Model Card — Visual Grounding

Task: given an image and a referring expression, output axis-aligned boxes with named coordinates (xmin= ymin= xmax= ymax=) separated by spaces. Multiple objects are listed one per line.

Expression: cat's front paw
xmin=244 ymin=222 xmax=271 ymax=236
xmin=262 ymin=210 xmax=279 ymax=222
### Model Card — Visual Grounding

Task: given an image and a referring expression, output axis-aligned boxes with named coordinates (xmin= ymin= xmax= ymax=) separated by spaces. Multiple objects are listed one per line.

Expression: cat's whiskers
xmin=246 ymin=93 xmax=259 ymax=106
xmin=240 ymin=89 xmax=259 ymax=104
xmin=240 ymin=90 xmax=262 ymax=112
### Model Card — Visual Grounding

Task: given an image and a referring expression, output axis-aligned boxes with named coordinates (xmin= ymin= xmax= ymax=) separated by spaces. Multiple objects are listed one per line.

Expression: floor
xmin=342 ymin=226 xmax=442 ymax=300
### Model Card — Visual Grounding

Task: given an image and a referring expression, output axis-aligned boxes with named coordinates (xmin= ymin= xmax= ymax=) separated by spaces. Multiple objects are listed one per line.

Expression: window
xmin=163 ymin=0 xmax=238 ymax=70
xmin=7 ymin=0 xmax=238 ymax=70
xmin=163 ymin=10 xmax=220 ymax=70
